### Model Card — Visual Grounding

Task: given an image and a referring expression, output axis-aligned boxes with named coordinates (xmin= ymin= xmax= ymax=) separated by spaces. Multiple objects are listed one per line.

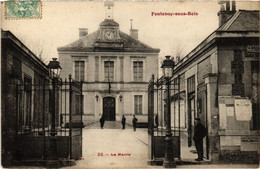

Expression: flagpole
xmin=108 ymin=61 xmax=111 ymax=94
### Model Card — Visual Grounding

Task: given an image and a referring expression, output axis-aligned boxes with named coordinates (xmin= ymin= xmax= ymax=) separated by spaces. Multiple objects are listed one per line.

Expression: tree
xmin=169 ymin=43 xmax=185 ymax=62
xmin=18 ymin=35 xmax=49 ymax=64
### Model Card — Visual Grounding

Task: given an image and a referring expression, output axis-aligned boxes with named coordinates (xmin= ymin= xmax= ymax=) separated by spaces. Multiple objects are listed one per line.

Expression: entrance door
xmin=103 ymin=97 xmax=115 ymax=121
xmin=188 ymin=94 xmax=196 ymax=147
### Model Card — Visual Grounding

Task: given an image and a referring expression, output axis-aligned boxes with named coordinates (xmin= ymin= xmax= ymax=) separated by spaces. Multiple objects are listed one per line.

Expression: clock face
xmin=105 ymin=30 xmax=115 ymax=40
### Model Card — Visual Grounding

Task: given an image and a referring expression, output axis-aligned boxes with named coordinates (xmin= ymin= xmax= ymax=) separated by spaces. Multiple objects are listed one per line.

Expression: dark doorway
xmin=103 ymin=97 xmax=115 ymax=121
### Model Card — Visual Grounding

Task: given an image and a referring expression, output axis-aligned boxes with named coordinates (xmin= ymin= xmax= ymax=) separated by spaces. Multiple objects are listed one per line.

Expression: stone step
xmin=85 ymin=121 xmax=132 ymax=129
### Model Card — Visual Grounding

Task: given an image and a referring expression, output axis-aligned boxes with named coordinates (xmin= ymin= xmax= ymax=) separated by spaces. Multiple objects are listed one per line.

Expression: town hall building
xmin=57 ymin=3 xmax=160 ymax=125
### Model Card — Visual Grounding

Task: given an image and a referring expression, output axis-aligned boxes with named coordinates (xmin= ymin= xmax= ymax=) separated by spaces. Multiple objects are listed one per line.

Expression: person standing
xmin=121 ymin=115 xmax=126 ymax=130
xmin=132 ymin=115 xmax=138 ymax=131
xmin=100 ymin=116 xmax=105 ymax=129
xmin=193 ymin=118 xmax=206 ymax=161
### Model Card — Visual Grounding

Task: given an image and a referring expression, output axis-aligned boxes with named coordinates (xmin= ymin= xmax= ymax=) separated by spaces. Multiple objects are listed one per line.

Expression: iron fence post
xmin=163 ymin=78 xmax=176 ymax=168
xmin=46 ymin=77 xmax=59 ymax=168
xmin=69 ymin=74 xmax=72 ymax=159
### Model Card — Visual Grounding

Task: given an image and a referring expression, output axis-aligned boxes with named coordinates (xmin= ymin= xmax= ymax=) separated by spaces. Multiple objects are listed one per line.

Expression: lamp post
xmin=161 ymin=55 xmax=176 ymax=168
xmin=47 ymin=58 xmax=62 ymax=167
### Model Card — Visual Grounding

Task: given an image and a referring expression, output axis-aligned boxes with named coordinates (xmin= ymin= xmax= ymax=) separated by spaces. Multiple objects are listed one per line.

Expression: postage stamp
xmin=5 ymin=1 xmax=42 ymax=19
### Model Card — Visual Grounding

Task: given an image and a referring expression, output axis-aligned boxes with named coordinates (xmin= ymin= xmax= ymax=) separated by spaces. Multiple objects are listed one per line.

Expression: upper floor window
xmin=104 ymin=61 xmax=114 ymax=82
xmin=75 ymin=61 xmax=85 ymax=81
xmin=187 ymin=75 xmax=195 ymax=94
xmin=134 ymin=95 xmax=143 ymax=115
xmin=133 ymin=61 xmax=143 ymax=82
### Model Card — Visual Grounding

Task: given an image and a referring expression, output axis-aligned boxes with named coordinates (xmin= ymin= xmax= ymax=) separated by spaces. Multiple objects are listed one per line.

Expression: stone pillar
xmin=119 ymin=57 xmax=124 ymax=82
xmin=204 ymin=73 xmax=219 ymax=163
xmin=95 ymin=56 xmax=99 ymax=82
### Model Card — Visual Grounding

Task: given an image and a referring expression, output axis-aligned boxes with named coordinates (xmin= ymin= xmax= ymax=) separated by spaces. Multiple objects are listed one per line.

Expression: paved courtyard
xmin=13 ymin=121 xmax=259 ymax=168
xmin=67 ymin=122 xmax=259 ymax=169
xmin=72 ymin=121 xmax=151 ymax=168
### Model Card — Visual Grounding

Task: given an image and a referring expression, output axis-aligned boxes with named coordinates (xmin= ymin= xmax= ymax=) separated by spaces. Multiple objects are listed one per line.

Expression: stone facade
xmin=1 ymin=30 xmax=51 ymax=166
xmin=167 ymin=7 xmax=259 ymax=163
xmin=58 ymin=12 xmax=160 ymax=125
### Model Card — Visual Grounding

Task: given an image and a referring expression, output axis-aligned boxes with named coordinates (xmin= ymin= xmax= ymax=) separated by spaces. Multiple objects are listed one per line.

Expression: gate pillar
xmin=204 ymin=73 xmax=219 ymax=162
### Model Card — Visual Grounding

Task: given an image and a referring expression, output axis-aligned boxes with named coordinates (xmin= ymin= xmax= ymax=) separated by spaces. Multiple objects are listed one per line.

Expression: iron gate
xmin=148 ymin=74 xmax=181 ymax=162
xmin=15 ymin=75 xmax=83 ymax=161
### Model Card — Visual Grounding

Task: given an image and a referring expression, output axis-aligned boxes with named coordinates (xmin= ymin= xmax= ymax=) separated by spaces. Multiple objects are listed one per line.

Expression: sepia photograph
xmin=1 ymin=0 xmax=259 ymax=168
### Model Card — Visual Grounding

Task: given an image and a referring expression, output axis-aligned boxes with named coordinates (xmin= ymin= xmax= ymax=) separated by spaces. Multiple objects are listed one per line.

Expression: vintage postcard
xmin=1 ymin=1 xmax=259 ymax=168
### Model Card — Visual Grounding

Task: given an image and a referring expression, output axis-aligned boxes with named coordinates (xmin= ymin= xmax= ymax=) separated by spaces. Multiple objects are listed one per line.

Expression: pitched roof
xmin=58 ymin=27 xmax=160 ymax=53
xmin=2 ymin=30 xmax=48 ymax=72
xmin=218 ymin=10 xmax=259 ymax=31
xmin=175 ymin=10 xmax=259 ymax=70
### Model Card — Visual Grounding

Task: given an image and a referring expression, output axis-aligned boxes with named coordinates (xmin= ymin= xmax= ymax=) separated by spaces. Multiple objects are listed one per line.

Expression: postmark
xmin=5 ymin=1 xmax=42 ymax=19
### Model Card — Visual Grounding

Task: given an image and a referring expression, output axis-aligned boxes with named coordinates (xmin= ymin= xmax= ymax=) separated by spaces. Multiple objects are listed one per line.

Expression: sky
xmin=1 ymin=1 xmax=259 ymax=64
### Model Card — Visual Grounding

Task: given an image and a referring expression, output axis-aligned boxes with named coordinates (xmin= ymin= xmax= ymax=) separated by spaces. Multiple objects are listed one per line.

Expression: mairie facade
xmin=57 ymin=9 xmax=160 ymax=125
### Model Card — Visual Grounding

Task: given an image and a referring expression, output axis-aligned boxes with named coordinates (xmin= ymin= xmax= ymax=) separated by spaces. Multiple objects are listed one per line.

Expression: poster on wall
xmin=235 ymin=99 xmax=252 ymax=121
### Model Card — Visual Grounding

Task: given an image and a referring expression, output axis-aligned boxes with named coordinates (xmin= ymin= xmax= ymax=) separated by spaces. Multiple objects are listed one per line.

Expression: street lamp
xmin=48 ymin=58 xmax=62 ymax=135
xmin=161 ymin=55 xmax=176 ymax=168
xmin=96 ymin=95 xmax=99 ymax=102
xmin=47 ymin=58 xmax=62 ymax=167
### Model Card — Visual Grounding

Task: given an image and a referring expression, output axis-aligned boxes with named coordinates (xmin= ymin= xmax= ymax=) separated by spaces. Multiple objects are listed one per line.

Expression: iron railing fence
xmin=148 ymin=74 xmax=181 ymax=160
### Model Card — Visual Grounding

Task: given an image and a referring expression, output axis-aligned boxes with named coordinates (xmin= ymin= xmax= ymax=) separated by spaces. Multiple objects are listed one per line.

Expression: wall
xmin=216 ymin=38 xmax=259 ymax=163
xmin=1 ymin=31 xmax=50 ymax=167
xmin=59 ymin=51 xmax=158 ymax=125
xmin=16 ymin=136 xmax=70 ymax=160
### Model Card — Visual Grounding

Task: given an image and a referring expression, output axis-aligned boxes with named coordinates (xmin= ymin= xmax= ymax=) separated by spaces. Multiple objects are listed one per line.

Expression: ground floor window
xmin=134 ymin=95 xmax=142 ymax=115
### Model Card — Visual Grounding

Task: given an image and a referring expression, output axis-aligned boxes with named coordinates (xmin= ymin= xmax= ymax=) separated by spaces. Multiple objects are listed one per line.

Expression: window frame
xmin=134 ymin=95 xmax=143 ymax=115
xmin=104 ymin=61 xmax=115 ymax=82
xmin=74 ymin=61 xmax=85 ymax=82
xmin=133 ymin=61 xmax=144 ymax=82
xmin=130 ymin=57 xmax=146 ymax=82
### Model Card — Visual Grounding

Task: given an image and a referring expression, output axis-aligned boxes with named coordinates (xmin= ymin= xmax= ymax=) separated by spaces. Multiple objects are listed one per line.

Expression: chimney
xmin=232 ymin=1 xmax=236 ymax=11
xmin=79 ymin=28 xmax=88 ymax=38
xmin=129 ymin=19 xmax=138 ymax=39
xmin=130 ymin=29 xmax=138 ymax=40
xmin=217 ymin=0 xmax=236 ymax=26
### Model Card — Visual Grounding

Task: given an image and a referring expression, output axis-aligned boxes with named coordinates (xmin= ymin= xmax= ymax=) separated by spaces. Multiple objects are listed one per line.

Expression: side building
xmin=57 ymin=5 xmax=160 ymax=125
xmin=2 ymin=30 xmax=82 ymax=168
xmin=1 ymin=30 xmax=51 ymax=166
xmin=161 ymin=2 xmax=259 ymax=163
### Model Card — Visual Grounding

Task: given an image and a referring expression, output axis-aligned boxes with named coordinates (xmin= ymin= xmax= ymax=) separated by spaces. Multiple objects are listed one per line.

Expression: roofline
xmin=57 ymin=47 xmax=160 ymax=53
xmin=2 ymin=30 xmax=49 ymax=72
xmin=119 ymin=31 xmax=160 ymax=51
xmin=57 ymin=30 xmax=160 ymax=53
xmin=218 ymin=10 xmax=259 ymax=31
xmin=175 ymin=30 xmax=259 ymax=70
xmin=175 ymin=8 xmax=259 ymax=69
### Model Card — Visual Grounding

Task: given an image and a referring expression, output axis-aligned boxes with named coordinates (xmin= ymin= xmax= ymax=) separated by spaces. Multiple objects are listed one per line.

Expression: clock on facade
xmin=105 ymin=30 xmax=115 ymax=40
